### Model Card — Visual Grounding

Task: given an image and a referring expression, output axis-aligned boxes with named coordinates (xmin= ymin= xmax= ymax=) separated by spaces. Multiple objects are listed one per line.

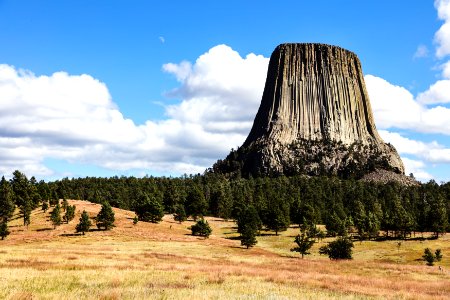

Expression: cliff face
xmin=213 ymin=43 xmax=405 ymax=178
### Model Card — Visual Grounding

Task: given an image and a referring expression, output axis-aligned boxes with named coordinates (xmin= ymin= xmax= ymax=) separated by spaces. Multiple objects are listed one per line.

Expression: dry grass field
xmin=0 ymin=200 xmax=448 ymax=299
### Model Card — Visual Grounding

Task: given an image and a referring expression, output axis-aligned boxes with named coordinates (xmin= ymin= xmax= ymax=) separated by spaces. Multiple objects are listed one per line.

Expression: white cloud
xmin=442 ymin=60 xmax=450 ymax=78
xmin=401 ymin=157 xmax=433 ymax=181
xmin=365 ymin=75 xmax=450 ymax=135
xmin=413 ymin=45 xmax=429 ymax=58
xmin=379 ymin=130 xmax=450 ymax=164
xmin=435 ymin=0 xmax=450 ymax=58
xmin=163 ymin=44 xmax=269 ymax=131
xmin=416 ymin=79 xmax=450 ymax=104
xmin=0 ymin=45 xmax=269 ymax=177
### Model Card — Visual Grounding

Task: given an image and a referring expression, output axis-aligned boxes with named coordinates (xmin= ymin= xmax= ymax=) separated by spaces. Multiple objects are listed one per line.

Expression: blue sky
xmin=0 ymin=0 xmax=449 ymax=182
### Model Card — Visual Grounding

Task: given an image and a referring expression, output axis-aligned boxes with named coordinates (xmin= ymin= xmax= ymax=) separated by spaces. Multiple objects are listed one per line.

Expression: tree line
xmin=0 ymin=170 xmax=448 ymax=242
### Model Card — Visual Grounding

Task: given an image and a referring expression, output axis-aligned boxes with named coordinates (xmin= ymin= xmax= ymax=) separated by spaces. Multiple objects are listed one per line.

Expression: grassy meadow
xmin=0 ymin=200 xmax=448 ymax=299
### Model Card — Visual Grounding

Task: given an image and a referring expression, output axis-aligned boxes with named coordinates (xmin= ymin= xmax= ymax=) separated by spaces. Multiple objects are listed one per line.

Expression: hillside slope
xmin=0 ymin=200 xmax=448 ymax=299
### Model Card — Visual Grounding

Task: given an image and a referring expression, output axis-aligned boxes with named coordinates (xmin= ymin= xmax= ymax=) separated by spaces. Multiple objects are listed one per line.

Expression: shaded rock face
xmin=213 ymin=43 xmax=405 ymax=178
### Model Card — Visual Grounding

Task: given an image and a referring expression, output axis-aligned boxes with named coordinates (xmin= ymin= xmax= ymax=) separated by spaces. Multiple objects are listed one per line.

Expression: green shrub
xmin=189 ymin=219 xmax=212 ymax=238
xmin=319 ymin=236 xmax=353 ymax=259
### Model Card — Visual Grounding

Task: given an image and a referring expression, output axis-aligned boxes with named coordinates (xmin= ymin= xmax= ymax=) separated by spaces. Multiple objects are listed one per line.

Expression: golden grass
xmin=0 ymin=200 xmax=448 ymax=299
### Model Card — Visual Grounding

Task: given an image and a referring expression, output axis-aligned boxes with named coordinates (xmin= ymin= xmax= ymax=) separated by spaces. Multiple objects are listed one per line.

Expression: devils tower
xmin=213 ymin=43 xmax=405 ymax=179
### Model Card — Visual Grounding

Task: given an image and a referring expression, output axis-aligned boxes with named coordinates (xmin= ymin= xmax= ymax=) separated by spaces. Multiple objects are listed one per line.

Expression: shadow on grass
xmin=222 ymin=226 xmax=238 ymax=230
xmin=258 ymin=232 xmax=278 ymax=237
xmin=225 ymin=236 xmax=242 ymax=241
xmin=36 ymin=227 xmax=53 ymax=232
xmin=61 ymin=233 xmax=83 ymax=237
xmin=372 ymin=236 xmax=433 ymax=242
xmin=89 ymin=228 xmax=107 ymax=232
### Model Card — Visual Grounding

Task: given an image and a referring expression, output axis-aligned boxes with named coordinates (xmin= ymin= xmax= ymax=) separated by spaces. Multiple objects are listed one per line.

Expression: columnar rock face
xmin=213 ymin=43 xmax=405 ymax=178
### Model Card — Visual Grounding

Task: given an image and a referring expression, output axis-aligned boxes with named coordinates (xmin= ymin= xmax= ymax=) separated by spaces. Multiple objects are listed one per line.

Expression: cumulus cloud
xmin=435 ymin=0 xmax=450 ymax=58
xmin=163 ymin=44 xmax=269 ymax=135
xmin=379 ymin=130 xmax=450 ymax=164
xmin=378 ymin=130 xmax=450 ymax=181
xmin=416 ymin=79 xmax=450 ymax=104
xmin=365 ymin=75 xmax=450 ymax=135
xmin=0 ymin=45 xmax=268 ymax=177
xmin=401 ymin=157 xmax=434 ymax=181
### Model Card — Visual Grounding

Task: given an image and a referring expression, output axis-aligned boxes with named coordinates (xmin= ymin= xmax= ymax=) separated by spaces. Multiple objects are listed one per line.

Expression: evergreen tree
xmin=173 ymin=204 xmax=187 ymax=223
xmin=0 ymin=176 xmax=15 ymax=222
xmin=63 ymin=205 xmax=76 ymax=223
xmin=264 ymin=205 xmax=289 ymax=236
xmin=422 ymin=248 xmax=435 ymax=266
xmin=291 ymin=230 xmax=315 ymax=258
xmin=76 ymin=210 xmax=91 ymax=235
xmin=365 ymin=211 xmax=381 ymax=240
xmin=50 ymin=203 xmax=62 ymax=228
xmin=325 ymin=212 xmax=346 ymax=237
xmin=435 ymin=249 xmax=443 ymax=262
xmin=319 ymin=236 xmax=354 ymax=260
xmin=133 ymin=215 xmax=138 ymax=225
xmin=50 ymin=190 xmax=59 ymax=206
xmin=241 ymin=226 xmax=257 ymax=249
xmin=62 ymin=198 xmax=68 ymax=211
xmin=303 ymin=221 xmax=325 ymax=242
xmin=186 ymin=185 xmax=207 ymax=220
xmin=189 ymin=219 xmax=212 ymax=238
xmin=42 ymin=201 xmax=49 ymax=213
xmin=0 ymin=220 xmax=10 ymax=240
xmin=237 ymin=205 xmax=261 ymax=234
xmin=135 ymin=193 xmax=164 ymax=223
xmin=238 ymin=205 xmax=260 ymax=249
xmin=11 ymin=171 xmax=32 ymax=226
xmin=163 ymin=182 xmax=181 ymax=213
xmin=19 ymin=198 xmax=31 ymax=227
xmin=429 ymin=194 xmax=448 ymax=238
xmin=353 ymin=200 xmax=367 ymax=240
xmin=96 ymin=202 xmax=115 ymax=230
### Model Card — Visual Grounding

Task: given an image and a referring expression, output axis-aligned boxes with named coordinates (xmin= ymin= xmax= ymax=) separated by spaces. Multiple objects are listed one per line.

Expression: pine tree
xmin=0 ymin=220 xmax=10 ymax=240
xmin=241 ymin=226 xmax=257 ymax=249
xmin=435 ymin=249 xmax=443 ymax=262
xmin=265 ymin=206 xmax=289 ymax=236
xmin=422 ymin=248 xmax=435 ymax=266
xmin=19 ymin=197 xmax=31 ymax=227
xmin=63 ymin=205 xmax=76 ymax=223
xmin=291 ymin=231 xmax=315 ymax=258
xmin=186 ymin=185 xmax=207 ymax=221
xmin=133 ymin=215 xmax=138 ymax=225
xmin=173 ymin=204 xmax=187 ymax=223
xmin=96 ymin=202 xmax=115 ymax=230
xmin=62 ymin=198 xmax=68 ymax=211
xmin=50 ymin=203 xmax=62 ymax=228
xmin=76 ymin=210 xmax=91 ymax=235
xmin=0 ymin=176 xmax=15 ymax=222
xmin=190 ymin=219 xmax=212 ymax=238
xmin=11 ymin=171 xmax=32 ymax=226
xmin=135 ymin=194 xmax=164 ymax=223
xmin=429 ymin=194 xmax=448 ymax=238
xmin=319 ymin=236 xmax=354 ymax=260
xmin=237 ymin=205 xmax=260 ymax=249
xmin=42 ymin=201 xmax=49 ymax=213
xmin=237 ymin=205 xmax=261 ymax=234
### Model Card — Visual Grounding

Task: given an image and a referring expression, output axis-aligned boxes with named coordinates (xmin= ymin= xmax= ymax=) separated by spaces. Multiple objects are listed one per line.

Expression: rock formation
xmin=213 ymin=43 xmax=405 ymax=179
